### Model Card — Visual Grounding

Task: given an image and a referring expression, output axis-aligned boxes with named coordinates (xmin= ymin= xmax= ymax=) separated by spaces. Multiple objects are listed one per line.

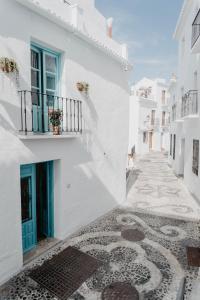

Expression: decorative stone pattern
xmin=121 ymin=228 xmax=145 ymax=242
xmin=127 ymin=152 xmax=200 ymax=220
xmin=0 ymin=208 xmax=199 ymax=300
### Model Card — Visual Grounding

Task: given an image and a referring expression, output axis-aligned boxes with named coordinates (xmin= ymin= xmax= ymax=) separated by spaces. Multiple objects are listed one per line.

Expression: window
xmin=151 ymin=110 xmax=155 ymax=125
xmin=172 ymin=104 xmax=176 ymax=121
xmin=162 ymin=111 xmax=166 ymax=126
xmin=31 ymin=44 xmax=59 ymax=132
xmin=162 ymin=90 xmax=166 ymax=105
xmin=193 ymin=140 xmax=199 ymax=176
xmin=21 ymin=176 xmax=32 ymax=222
xmin=173 ymin=134 xmax=176 ymax=160
xmin=143 ymin=132 xmax=148 ymax=144
xmin=170 ymin=134 xmax=172 ymax=156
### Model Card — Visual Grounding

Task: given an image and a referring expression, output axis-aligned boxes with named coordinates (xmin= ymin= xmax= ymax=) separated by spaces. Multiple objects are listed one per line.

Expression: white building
xmin=129 ymin=78 xmax=169 ymax=156
xmin=0 ymin=0 xmax=131 ymax=284
xmin=169 ymin=0 xmax=200 ymax=201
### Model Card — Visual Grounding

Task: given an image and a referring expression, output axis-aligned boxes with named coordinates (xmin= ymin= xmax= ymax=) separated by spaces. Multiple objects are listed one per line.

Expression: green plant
xmin=0 ymin=57 xmax=18 ymax=73
xmin=49 ymin=109 xmax=62 ymax=127
xmin=76 ymin=81 xmax=89 ymax=93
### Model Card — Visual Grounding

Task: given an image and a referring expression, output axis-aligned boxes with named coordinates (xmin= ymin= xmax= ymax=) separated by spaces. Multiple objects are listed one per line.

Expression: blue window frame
xmin=31 ymin=43 xmax=60 ymax=132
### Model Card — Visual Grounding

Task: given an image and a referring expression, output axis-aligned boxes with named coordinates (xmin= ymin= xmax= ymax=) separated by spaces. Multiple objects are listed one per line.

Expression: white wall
xmin=128 ymin=77 xmax=169 ymax=156
xmin=170 ymin=0 xmax=200 ymax=202
xmin=0 ymin=0 xmax=130 ymax=284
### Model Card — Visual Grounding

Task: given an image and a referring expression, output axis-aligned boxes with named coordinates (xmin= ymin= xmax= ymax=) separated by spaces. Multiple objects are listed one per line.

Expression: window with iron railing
xmin=192 ymin=9 xmax=200 ymax=47
xmin=193 ymin=139 xmax=199 ymax=176
xmin=181 ymin=90 xmax=198 ymax=117
xmin=18 ymin=90 xmax=83 ymax=135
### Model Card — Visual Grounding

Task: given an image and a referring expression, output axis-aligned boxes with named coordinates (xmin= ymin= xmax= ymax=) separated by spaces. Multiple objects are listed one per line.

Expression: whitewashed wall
xmin=128 ymin=78 xmax=169 ymax=156
xmin=170 ymin=0 xmax=200 ymax=202
xmin=0 ymin=0 xmax=130 ymax=284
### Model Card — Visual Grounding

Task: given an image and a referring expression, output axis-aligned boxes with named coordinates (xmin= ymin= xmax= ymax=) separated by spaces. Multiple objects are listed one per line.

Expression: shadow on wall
xmin=126 ymin=168 xmax=142 ymax=195
xmin=0 ymin=98 xmax=21 ymax=132
xmin=67 ymin=35 xmax=129 ymax=93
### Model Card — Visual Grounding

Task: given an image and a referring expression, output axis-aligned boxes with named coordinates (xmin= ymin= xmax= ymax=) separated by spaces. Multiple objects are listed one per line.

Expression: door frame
xmin=46 ymin=160 xmax=54 ymax=238
xmin=20 ymin=164 xmax=37 ymax=253
xmin=21 ymin=161 xmax=54 ymax=254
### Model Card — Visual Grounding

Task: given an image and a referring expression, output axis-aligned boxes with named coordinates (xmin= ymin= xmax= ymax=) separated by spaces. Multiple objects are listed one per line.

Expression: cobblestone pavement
xmin=1 ymin=152 xmax=200 ymax=300
xmin=126 ymin=152 xmax=200 ymax=221
xmin=1 ymin=209 xmax=200 ymax=299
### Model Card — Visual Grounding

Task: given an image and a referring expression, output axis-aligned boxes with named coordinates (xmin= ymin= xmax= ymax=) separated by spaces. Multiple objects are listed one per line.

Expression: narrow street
xmin=1 ymin=152 xmax=200 ymax=300
xmin=126 ymin=152 xmax=200 ymax=221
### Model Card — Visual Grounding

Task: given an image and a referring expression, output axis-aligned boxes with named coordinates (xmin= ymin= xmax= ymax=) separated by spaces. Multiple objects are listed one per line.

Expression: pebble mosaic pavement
xmin=0 ymin=208 xmax=200 ymax=300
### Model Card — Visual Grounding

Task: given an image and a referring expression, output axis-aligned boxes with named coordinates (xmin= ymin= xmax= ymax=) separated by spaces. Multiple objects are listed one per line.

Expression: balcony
xmin=191 ymin=9 xmax=200 ymax=52
xmin=181 ymin=90 xmax=198 ymax=118
xmin=18 ymin=90 xmax=83 ymax=137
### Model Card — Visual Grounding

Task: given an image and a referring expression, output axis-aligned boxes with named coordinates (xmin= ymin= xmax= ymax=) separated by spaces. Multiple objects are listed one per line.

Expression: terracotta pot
xmin=77 ymin=82 xmax=84 ymax=92
xmin=53 ymin=126 xmax=61 ymax=135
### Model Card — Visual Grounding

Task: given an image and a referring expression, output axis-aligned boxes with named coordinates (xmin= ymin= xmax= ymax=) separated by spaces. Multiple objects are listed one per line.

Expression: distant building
xmin=0 ymin=0 xmax=131 ymax=284
xmin=168 ymin=0 xmax=200 ymax=200
xmin=129 ymin=78 xmax=169 ymax=156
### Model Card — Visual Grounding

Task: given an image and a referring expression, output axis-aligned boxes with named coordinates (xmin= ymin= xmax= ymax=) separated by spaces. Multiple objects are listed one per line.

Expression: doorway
xmin=21 ymin=161 xmax=54 ymax=253
xmin=149 ymin=132 xmax=153 ymax=150
xmin=180 ymin=138 xmax=185 ymax=176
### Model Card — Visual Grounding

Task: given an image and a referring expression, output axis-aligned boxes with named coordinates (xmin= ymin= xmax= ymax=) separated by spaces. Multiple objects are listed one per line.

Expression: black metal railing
xmin=181 ymin=90 xmax=198 ymax=117
xmin=192 ymin=9 xmax=200 ymax=47
xmin=18 ymin=90 xmax=83 ymax=135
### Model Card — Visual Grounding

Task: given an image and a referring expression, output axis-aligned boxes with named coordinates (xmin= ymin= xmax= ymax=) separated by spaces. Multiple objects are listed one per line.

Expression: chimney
xmin=107 ymin=18 xmax=113 ymax=38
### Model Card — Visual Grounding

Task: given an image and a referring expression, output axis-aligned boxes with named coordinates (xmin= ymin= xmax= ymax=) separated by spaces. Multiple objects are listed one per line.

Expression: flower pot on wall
xmin=0 ymin=57 xmax=18 ymax=73
xmin=76 ymin=82 xmax=89 ymax=93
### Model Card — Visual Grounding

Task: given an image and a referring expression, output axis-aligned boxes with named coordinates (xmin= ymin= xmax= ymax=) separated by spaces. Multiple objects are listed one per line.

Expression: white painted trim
xmin=15 ymin=0 xmax=132 ymax=68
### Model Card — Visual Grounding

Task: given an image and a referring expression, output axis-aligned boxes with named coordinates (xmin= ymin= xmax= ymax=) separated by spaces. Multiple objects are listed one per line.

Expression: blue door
xmin=20 ymin=164 xmax=37 ymax=253
xmin=43 ymin=161 xmax=54 ymax=237
xmin=21 ymin=162 xmax=54 ymax=254
xmin=31 ymin=45 xmax=59 ymax=132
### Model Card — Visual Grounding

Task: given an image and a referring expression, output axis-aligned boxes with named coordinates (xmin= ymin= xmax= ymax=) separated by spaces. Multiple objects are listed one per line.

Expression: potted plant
xmin=49 ymin=109 xmax=62 ymax=135
xmin=0 ymin=57 xmax=18 ymax=73
xmin=76 ymin=81 xmax=89 ymax=93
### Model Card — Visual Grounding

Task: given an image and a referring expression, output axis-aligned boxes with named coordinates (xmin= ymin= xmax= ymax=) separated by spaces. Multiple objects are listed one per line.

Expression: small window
xmin=143 ymin=132 xmax=148 ymax=144
xmin=151 ymin=110 xmax=155 ymax=125
xmin=170 ymin=134 xmax=172 ymax=156
xmin=162 ymin=90 xmax=166 ymax=105
xmin=173 ymin=134 xmax=176 ymax=160
xmin=193 ymin=139 xmax=199 ymax=176
xmin=21 ymin=176 xmax=32 ymax=223
xmin=162 ymin=111 xmax=166 ymax=126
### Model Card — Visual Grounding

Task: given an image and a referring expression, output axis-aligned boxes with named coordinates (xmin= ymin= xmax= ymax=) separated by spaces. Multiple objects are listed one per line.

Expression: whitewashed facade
xmin=129 ymin=78 xmax=169 ymax=156
xmin=169 ymin=0 xmax=200 ymax=201
xmin=0 ymin=0 xmax=131 ymax=284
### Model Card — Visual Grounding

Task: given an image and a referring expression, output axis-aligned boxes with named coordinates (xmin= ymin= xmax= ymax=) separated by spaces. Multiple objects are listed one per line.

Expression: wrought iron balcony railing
xmin=18 ymin=90 xmax=83 ymax=135
xmin=192 ymin=9 xmax=200 ymax=47
xmin=181 ymin=90 xmax=198 ymax=117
